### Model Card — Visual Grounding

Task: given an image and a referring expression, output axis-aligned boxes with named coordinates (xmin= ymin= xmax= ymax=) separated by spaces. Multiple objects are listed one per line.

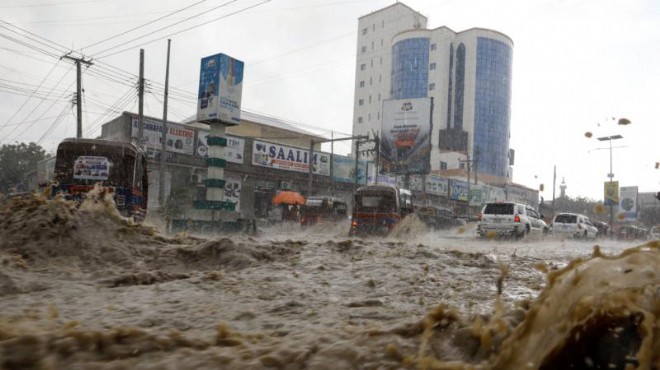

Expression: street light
xmin=597 ymin=134 xmax=623 ymax=239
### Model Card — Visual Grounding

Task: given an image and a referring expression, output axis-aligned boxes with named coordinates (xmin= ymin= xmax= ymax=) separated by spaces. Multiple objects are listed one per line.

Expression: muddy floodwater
xmin=1 ymin=194 xmax=658 ymax=369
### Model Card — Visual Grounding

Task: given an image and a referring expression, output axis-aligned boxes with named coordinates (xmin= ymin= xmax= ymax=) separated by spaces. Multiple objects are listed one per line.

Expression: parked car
xmin=551 ymin=213 xmax=598 ymax=240
xmin=593 ymin=221 xmax=610 ymax=238
xmin=415 ymin=205 xmax=466 ymax=230
xmin=477 ymin=202 xmax=548 ymax=239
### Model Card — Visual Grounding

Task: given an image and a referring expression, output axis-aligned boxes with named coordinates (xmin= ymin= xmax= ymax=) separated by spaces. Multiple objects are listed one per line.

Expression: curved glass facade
xmin=391 ymin=37 xmax=430 ymax=99
xmin=473 ymin=37 xmax=512 ymax=177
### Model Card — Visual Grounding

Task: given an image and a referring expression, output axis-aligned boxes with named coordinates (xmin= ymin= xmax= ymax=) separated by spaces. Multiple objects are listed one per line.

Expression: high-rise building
xmin=352 ymin=3 xmax=513 ymax=178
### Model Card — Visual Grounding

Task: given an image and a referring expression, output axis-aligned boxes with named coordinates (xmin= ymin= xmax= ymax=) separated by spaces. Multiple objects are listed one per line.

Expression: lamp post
xmin=597 ymin=134 xmax=623 ymax=239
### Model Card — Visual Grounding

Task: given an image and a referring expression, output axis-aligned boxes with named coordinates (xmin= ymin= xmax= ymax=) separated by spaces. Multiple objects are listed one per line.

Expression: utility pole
xmin=308 ymin=139 xmax=314 ymax=195
xmin=354 ymin=138 xmax=360 ymax=190
xmin=159 ymin=40 xmax=171 ymax=207
xmin=61 ymin=54 xmax=93 ymax=138
xmin=137 ymin=49 xmax=145 ymax=147
xmin=552 ymin=165 xmax=556 ymax=215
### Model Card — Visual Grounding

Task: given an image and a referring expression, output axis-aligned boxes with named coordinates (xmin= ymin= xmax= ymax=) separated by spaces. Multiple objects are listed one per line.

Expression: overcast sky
xmin=0 ymin=0 xmax=658 ymax=200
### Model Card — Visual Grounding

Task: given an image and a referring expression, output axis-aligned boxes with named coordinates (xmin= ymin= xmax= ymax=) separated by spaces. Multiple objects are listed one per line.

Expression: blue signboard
xmin=197 ymin=53 xmax=244 ymax=125
xmin=332 ymin=155 xmax=367 ymax=184
xmin=449 ymin=179 xmax=469 ymax=201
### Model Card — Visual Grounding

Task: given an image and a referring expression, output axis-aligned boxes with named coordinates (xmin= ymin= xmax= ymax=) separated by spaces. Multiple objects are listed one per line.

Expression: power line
xmin=5 ymin=65 xmax=75 ymax=140
xmin=92 ymin=0 xmax=239 ymax=58
xmin=82 ymin=0 xmax=209 ymax=51
xmin=1 ymin=60 xmax=62 ymax=128
xmin=96 ymin=0 xmax=271 ymax=59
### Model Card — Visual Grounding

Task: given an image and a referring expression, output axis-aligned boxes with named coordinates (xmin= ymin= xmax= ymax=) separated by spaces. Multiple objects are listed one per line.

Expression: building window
xmin=370 ymin=59 xmax=373 ymax=67
xmin=459 ymin=162 xmax=465 ymax=169
xmin=380 ymin=57 xmax=382 ymax=65
xmin=429 ymin=83 xmax=435 ymax=91
xmin=431 ymin=43 xmax=437 ymax=51
xmin=361 ymin=46 xmax=367 ymax=53
xmin=371 ymin=41 xmax=374 ymax=49
xmin=362 ymin=28 xmax=367 ymax=35
xmin=381 ymin=39 xmax=384 ymax=46
xmin=440 ymin=161 xmax=447 ymax=170
xmin=379 ymin=75 xmax=382 ymax=82
xmin=372 ymin=24 xmax=375 ymax=31
xmin=381 ymin=20 xmax=384 ymax=28
xmin=358 ymin=99 xmax=364 ymax=106
xmin=369 ymin=77 xmax=372 ymax=85
xmin=360 ymin=64 xmax=366 ymax=70
xmin=359 ymin=81 xmax=365 ymax=87
xmin=368 ymin=113 xmax=371 ymax=121
xmin=378 ymin=93 xmax=381 ymax=101
xmin=358 ymin=117 xmax=363 ymax=123
xmin=377 ymin=111 xmax=380 ymax=119
xmin=430 ymin=62 xmax=436 ymax=70
xmin=369 ymin=95 xmax=372 ymax=103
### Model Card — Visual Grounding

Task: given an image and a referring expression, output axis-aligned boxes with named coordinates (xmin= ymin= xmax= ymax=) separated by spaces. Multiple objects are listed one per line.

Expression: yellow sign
xmin=604 ymin=181 xmax=619 ymax=205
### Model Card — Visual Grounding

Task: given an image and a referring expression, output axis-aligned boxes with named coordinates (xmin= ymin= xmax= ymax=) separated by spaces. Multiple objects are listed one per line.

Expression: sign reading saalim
xmin=252 ymin=140 xmax=330 ymax=176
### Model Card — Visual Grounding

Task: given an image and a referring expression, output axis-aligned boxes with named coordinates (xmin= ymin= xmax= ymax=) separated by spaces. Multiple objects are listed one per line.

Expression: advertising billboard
xmin=332 ymin=155 xmax=367 ymax=185
xmin=425 ymin=175 xmax=449 ymax=196
xmin=604 ymin=181 xmax=619 ymax=206
xmin=379 ymin=98 xmax=432 ymax=174
xmin=619 ymin=186 xmax=638 ymax=221
xmin=252 ymin=140 xmax=330 ymax=176
xmin=197 ymin=53 xmax=244 ymax=125
xmin=195 ymin=131 xmax=244 ymax=164
xmin=449 ymin=179 xmax=469 ymax=201
xmin=131 ymin=117 xmax=194 ymax=156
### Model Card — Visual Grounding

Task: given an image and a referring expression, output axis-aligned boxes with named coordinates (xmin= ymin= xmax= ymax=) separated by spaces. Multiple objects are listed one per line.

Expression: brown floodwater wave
xmin=0 ymin=194 xmax=658 ymax=369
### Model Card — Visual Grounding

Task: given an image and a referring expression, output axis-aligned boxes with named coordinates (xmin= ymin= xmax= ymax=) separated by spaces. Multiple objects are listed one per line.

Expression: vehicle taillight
xmin=351 ymin=220 xmax=358 ymax=227
xmin=514 ymin=214 xmax=520 ymax=223
xmin=578 ymin=223 xmax=582 ymax=230
xmin=477 ymin=212 xmax=482 ymax=221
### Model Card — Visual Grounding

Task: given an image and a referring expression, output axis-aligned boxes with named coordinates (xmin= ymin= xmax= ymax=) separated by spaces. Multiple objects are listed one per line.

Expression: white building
xmin=352 ymin=3 xmax=514 ymax=179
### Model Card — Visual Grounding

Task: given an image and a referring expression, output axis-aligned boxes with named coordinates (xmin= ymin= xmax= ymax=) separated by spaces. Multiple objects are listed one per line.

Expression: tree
xmin=0 ymin=142 xmax=47 ymax=194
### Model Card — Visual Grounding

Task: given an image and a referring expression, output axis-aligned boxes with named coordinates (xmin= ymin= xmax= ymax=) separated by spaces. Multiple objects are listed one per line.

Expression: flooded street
xmin=0 ymin=195 xmax=657 ymax=369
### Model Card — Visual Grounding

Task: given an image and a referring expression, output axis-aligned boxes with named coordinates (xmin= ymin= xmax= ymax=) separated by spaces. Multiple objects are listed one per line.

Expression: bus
xmin=349 ymin=185 xmax=414 ymax=236
xmin=51 ymin=138 xmax=149 ymax=221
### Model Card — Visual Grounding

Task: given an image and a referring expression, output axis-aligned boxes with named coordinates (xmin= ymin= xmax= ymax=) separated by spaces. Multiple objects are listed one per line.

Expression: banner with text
xmin=380 ymin=97 xmax=432 ymax=174
xmin=252 ymin=140 xmax=330 ymax=176
xmin=619 ymin=186 xmax=638 ymax=221
xmin=196 ymin=131 xmax=244 ymax=163
xmin=449 ymin=179 xmax=469 ymax=201
xmin=131 ymin=117 xmax=195 ymax=156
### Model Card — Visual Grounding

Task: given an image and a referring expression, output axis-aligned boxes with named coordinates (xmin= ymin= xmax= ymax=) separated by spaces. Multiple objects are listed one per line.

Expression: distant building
xmin=352 ymin=2 xmax=514 ymax=179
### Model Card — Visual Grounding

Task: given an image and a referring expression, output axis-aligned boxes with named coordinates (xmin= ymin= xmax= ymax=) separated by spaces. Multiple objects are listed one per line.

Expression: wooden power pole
xmin=62 ymin=54 xmax=92 ymax=138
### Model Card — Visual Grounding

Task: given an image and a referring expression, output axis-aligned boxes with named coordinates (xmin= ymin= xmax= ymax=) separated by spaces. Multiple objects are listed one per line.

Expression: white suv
xmin=477 ymin=202 xmax=548 ymax=239
xmin=551 ymin=213 xmax=598 ymax=239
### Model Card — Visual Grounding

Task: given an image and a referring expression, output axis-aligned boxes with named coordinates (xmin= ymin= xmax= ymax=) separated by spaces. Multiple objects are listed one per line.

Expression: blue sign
xmin=449 ymin=179 xmax=469 ymax=201
xmin=332 ymin=155 xmax=366 ymax=184
xmin=197 ymin=53 xmax=244 ymax=125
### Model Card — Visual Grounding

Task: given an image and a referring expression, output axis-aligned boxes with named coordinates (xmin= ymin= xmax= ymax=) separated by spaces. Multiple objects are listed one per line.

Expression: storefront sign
xmin=425 ymin=175 xmax=449 ymax=196
xmin=196 ymin=131 xmax=244 ymax=163
xmin=131 ymin=117 xmax=194 ymax=155
xmin=252 ymin=140 xmax=330 ymax=176
xmin=449 ymin=179 xmax=469 ymax=201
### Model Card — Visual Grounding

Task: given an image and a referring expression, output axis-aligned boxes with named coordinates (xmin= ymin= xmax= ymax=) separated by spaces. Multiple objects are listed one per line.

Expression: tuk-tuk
xmin=51 ymin=138 xmax=148 ymax=221
xmin=349 ymin=185 xmax=414 ymax=236
xmin=300 ymin=196 xmax=348 ymax=226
